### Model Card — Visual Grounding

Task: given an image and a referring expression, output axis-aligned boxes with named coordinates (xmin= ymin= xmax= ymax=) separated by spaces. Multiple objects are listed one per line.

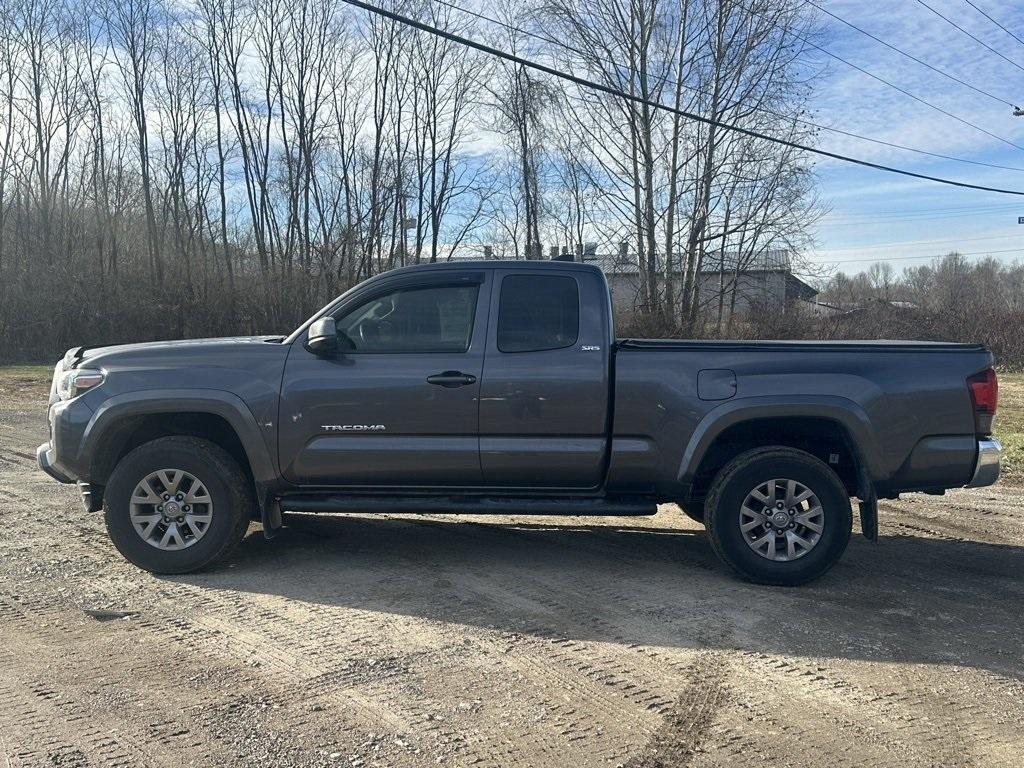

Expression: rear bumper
xmin=966 ymin=438 xmax=1001 ymax=488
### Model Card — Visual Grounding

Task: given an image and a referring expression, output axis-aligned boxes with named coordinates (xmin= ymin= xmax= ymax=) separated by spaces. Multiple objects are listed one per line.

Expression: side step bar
xmin=280 ymin=494 xmax=658 ymax=516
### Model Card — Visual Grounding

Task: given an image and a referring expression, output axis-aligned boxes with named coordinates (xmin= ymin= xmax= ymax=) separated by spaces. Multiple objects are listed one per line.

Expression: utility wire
xmin=432 ymin=0 xmax=1024 ymax=172
xmin=782 ymin=24 xmax=1024 ymax=153
xmin=961 ymin=0 xmax=1024 ymax=50
xmin=914 ymin=0 xmax=1024 ymax=75
xmin=340 ymin=0 xmax=1024 ymax=195
xmin=827 ymin=201 xmax=1020 ymax=217
xmin=816 ymin=246 xmax=1024 ymax=264
xmin=827 ymin=213 xmax=1019 ymax=227
xmin=806 ymin=0 xmax=1016 ymax=107
xmin=820 ymin=232 xmax=1023 ymax=252
xmin=825 ymin=202 xmax=1022 ymax=222
xmin=728 ymin=0 xmax=1024 ymax=152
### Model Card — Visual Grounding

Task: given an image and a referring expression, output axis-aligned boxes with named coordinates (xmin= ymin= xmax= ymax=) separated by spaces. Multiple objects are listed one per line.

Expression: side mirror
xmin=306 ymin=317 xmax=338 ymax=356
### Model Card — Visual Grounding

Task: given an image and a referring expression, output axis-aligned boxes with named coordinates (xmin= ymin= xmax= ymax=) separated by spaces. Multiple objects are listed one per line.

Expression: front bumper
xmin=966 ymin=438 xmax=1001 ymax=488
xmin=38 ymin=441 xmax=102 ymax=511
xmin=37 ymin=441 xmax=75 ymax=484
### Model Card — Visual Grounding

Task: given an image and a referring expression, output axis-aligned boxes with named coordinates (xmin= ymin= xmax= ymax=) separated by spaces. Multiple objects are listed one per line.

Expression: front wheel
xmin=704 ymin=447 xmax=852 ymax=586
xmin=104 ymin=437 xmax=253 ymax=574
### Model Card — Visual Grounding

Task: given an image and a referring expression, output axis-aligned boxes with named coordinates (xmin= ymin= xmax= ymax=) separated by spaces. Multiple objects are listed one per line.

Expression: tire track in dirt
xmin=0 ymin=645 xmax=159 ymax=768
xmin=729 ymin=652 xmax=1023 ymax=768
xmin=624 ymin=652 xmax=729 ymax=768
xmin=0 ymin=593 xmax=375 ymax=767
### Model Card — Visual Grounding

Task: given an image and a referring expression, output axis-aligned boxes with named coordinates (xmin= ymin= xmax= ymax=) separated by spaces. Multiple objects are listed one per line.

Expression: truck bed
xmin=609 ymin=338 xmax=993 ymax=498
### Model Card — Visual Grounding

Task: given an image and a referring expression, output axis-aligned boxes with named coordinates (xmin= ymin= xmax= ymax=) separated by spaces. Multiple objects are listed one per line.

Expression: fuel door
xmin=698 ymin=369 xmax=737 ymax=401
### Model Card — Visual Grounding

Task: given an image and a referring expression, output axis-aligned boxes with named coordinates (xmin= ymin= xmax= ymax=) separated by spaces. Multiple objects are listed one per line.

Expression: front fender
xmin=676 ymin=395 xmax=886 ymax=489
xmin=81 ymin=389 xmax=278 ymax=485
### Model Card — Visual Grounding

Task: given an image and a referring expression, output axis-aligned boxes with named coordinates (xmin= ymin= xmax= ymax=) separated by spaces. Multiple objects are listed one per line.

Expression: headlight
xmin=57 ymin=369 xmax=105 ymax=401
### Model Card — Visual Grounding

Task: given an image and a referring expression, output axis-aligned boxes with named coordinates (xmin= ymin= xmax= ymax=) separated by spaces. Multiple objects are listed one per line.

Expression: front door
xmin=279 ymin=273 xmax=489 ymax=486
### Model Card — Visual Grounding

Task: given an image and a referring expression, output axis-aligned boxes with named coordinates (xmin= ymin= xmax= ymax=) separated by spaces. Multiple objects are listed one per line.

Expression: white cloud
xmin=799 ymin=0 xmax=1024 ymax=269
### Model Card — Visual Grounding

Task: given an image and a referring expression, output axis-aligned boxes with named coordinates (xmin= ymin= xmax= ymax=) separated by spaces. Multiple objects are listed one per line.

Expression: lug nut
xmin=176 ymin=494 xmax=183 ymax=501
xmin=157 ymin=504 xmax=163 ymax=512
xmin=163 ymin=494 xmax=170 ymax=501
xmin=183 ymin=505 xmax=190 ymax=512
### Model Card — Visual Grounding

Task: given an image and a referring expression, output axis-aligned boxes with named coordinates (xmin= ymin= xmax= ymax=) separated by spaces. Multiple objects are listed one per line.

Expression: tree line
xmin=0 ymin=0 xmax=822 ymax=361
xmin=811 ymin=255 xmax=1024 ymax=368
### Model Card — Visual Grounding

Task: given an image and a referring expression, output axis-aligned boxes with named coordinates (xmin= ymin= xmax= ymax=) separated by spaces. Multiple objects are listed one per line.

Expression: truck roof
xmin=375 ymin=259 xmax=605 ymax=279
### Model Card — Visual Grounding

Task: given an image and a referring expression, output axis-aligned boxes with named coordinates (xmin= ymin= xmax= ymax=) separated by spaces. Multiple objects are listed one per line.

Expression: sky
xmin=804 ymin=0 xmax=1024 ymax=273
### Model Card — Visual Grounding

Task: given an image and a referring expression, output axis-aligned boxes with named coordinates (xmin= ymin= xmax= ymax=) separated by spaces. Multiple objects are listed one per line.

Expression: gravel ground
xmin=1 ymin=368 xmax=1022 ymax=767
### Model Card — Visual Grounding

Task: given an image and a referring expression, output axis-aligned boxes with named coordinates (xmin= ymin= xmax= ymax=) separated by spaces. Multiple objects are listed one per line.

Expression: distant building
xmin=581 ymin=247 xmax=818 ymax=316
xmin=435 ymin=244 xmax=819 ymax=317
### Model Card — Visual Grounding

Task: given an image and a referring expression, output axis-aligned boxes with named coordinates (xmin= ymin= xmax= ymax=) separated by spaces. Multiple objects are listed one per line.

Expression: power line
xmin=815 ymin=246 xmax=1024 ymax=264
xmin=824 ymin=202 xmax=1022 ymax=222
xmin=827 ymin=202 xmax=1020 ymax=216
xmin=792 ymin=29 xmax=1024 ymax=153
xmin=432 ymin=0 xmax=1024 ymax=172
xmin=819 ymin=232 xmax=1024 ymax=252
xmin=727 ymin=0 xmax=1024 ymax=152
xmin=340 ymin=0 xmax=1024 ymax=196
xmin=914 ymin=0 xmax=1024 ymax=75
xmin=826 ymin=211 xmax=1020 ymax=227
xmin=961 ymin=0 xmax=1024 ymax=50
xmin=806 ymin=0 xmax=1016 ymax=107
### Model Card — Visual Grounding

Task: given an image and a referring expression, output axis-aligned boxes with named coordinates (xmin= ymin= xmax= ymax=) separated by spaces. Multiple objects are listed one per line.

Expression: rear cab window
xmin=497 ymin=275 xmax=580 ymax=353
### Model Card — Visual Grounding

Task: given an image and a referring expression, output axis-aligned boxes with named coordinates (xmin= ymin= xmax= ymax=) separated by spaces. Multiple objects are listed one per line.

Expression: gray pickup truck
xmin=37 ymin=260 xmax=1001 ymax=584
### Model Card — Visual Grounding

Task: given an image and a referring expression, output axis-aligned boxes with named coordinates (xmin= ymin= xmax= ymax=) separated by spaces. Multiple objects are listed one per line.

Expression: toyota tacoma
xmin=37 ymin=261 xmax=1001 ymax=584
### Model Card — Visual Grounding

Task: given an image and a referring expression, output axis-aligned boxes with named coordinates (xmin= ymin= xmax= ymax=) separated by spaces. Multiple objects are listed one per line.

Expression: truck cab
xmin=280 ymin=262 xmax=612 ymax=489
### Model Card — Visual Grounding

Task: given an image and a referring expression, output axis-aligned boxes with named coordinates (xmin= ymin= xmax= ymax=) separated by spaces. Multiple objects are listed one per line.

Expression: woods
xmin=0 ymin=0 xmax=825 ymax=360
xmin=816 ymin=255 xmax=1024 ymax=368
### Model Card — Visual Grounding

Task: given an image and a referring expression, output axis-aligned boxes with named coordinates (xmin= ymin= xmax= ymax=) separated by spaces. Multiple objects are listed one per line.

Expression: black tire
xmin=104 ymin=437 xmax=253 ymax=574
xmin=704 ymin=447 xmax=852 ymax=586
xmin=678 ymin=501 xmax=705 ymax=524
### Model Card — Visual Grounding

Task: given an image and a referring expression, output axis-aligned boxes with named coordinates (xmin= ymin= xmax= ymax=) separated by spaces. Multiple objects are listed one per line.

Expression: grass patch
xmin=0 ymin=364 xmax=52 ymax=400
xmin=0 ymin=364 xmax=52 ymax=378
xmin=994 ymin=372 xmax=1024 ymax=483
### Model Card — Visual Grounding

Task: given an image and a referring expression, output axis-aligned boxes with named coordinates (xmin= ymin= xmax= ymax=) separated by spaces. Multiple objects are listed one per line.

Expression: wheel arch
xmin=678 ymin=397 xmax=884 ymax=504
xmin=83 ymin=390 xmax=277 ymax=491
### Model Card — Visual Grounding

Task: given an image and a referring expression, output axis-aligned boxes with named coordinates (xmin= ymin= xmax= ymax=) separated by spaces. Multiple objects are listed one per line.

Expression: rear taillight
xmin=967 ymin=368 xmax=998 ymax=435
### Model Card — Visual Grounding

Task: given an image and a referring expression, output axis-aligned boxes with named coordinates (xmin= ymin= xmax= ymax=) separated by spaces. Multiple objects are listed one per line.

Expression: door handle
xmin=426 ymin=371 xmax=477 ymax=388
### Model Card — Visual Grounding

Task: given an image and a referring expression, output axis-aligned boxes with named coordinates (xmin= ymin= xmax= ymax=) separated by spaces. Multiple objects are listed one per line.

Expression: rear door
xmin=478 ymin=269 xmax=611 ymax=488
xmin=279 ymin=271 xmax=489 ymax=486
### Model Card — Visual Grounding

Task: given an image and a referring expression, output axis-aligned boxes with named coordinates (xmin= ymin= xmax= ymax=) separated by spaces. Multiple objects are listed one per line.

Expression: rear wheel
xmin=104 ymin=437 xmax=253 ymax=574
xmin=704 ymin=447 xmax=852 ymax=585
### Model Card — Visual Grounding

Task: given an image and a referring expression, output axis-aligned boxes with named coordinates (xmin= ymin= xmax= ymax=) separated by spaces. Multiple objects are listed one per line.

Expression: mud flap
xmin=855 ymin=458 xmax=878 ymax=542
xmin=256 ymin=485 xmax=283 ymax=540
xmin=859 ymin=495 xmax=878 ymax=542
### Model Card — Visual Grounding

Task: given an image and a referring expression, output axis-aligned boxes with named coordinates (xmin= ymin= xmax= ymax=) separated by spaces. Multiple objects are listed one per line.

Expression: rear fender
xmin=677 ymin=396 xmax=886 ymax=491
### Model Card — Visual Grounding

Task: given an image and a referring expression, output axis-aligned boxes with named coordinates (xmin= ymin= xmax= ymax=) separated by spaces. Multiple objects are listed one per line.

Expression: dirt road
xmin=1 ymin=368 xmax=1022 ymax=767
